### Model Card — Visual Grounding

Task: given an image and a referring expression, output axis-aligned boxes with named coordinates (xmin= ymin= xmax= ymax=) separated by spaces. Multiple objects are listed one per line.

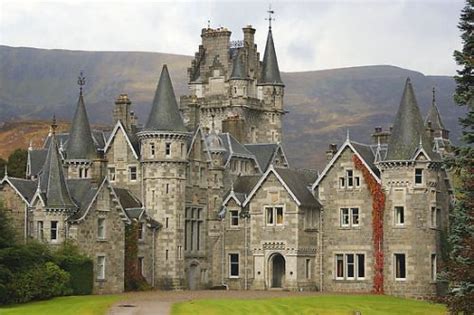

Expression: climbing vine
xmin=353 ymin=154 xmax=385 ymax=294
xmin=124 ymin=222 xmax=149 ymax=291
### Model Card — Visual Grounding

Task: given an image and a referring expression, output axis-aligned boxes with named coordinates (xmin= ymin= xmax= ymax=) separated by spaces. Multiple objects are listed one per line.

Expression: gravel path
xmin=108 ymin=290 xmax=324 ymax=315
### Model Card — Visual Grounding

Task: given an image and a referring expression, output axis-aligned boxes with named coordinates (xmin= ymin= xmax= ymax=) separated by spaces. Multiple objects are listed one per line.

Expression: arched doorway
xmin=188 ymin=262 xmax=199 ymax=290
xmin=270 ymin=254 xmax=286 ymax=288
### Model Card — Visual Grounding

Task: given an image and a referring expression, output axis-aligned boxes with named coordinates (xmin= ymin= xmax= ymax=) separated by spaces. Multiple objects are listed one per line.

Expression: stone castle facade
xmin=0 ymin=23 xmax=453 ymax=298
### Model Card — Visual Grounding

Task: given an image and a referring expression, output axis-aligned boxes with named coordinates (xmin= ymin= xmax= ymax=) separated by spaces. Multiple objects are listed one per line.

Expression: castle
xmin=0 ymin=22 xmax=453 ymax=298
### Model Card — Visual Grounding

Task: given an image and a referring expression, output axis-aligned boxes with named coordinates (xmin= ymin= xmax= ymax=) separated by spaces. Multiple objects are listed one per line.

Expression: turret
xmin=229 ymin=49 xmax=248 ymax=98
xmin=425 ymin=88 xmax=451 ymax=155
xmin=378 ymin=78 xmax=447 ymax=297
xmin=64 ymin=73 xmax=104 ymax=182
xmin=137 ymin=64 xmax=189 ymax=289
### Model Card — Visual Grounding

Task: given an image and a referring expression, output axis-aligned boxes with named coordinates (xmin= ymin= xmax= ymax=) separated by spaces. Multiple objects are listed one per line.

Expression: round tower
xmin=137 ymin=65 xmax=189 ymax=289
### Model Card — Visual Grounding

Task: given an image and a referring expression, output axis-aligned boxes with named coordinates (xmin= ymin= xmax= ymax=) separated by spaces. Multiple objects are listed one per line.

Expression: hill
xmin=0 ymin=45 xmax=464 ymax=169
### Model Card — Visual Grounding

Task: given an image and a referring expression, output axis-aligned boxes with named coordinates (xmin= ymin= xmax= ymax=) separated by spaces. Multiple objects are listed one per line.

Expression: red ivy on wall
xmin=353 ymin=154 xmax=385 ymax=294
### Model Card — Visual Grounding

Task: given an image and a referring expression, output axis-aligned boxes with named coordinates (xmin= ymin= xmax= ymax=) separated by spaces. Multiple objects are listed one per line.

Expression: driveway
xmin=108 ymin=290 xmax=323 ymax=315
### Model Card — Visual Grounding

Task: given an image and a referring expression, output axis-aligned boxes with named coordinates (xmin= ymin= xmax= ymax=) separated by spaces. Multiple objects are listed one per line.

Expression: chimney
xmin=222 ymin=115 xmax=245 ymax=143
xmin=326 ymin=143 xmax=338 ymax=161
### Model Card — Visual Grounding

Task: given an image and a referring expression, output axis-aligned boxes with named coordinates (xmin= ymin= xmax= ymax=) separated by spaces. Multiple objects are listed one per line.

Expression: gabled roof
xmin=1 ymin=176 xmax=37 ymax=204
xmin=39 ymin=132 xmax=76 ymax=209
xmin=259 ymin=28 xmax=283 ymax=86
xmin=113 ymin=187 xmax=142 ymax=209
xmin=104 ymin=120 xmax=139 ymax=159
xmin=230 ymin=49 xmax=246 ymax=80
xmin=223 ymin=175 xmax=261 ymax=207
xmin=243 ymin=166 xmax=320 ymax=208
xmin=385 ymin=78 xmax=433 ymax=161
xmin=143 ymin=65 xmax=187 ymax=132
xmin=312 ymin=139 xmax=381 ymax=190
xmin=218 ymin=133 xmax=260 ymax=171
xmin=66 ymin=94 xmax=97 ymax=160
xmin=244 ymin=143 xmax=288 ymax=171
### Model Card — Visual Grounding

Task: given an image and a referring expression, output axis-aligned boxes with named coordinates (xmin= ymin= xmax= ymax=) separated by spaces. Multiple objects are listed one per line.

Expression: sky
xmin=0 ymin=0 xmax=465 ymax=75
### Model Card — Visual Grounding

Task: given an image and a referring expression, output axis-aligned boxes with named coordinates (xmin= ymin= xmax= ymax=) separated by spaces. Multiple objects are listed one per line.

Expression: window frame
xmin=415 ymin=168 xmax=423 ymax=185
xmin=37 ymin=221 xmax=44 ymax=240
xmin=129 ymin=166 xmax=138 ymax=181
xmin=431 ymin=253 xmax=437 ymax=282
xmin=394 ymin=253 xmax=407 ymax=280
xmin=230 ymin=210 xmax=239 ymax=227
xmin=394 ymin=206 xmax=405 ymax=226
xmin=340 ymin=207 xmax=360 ymax=228
xmin=50 ymin=220 xmax=58 ymax=242
xmin=165 ymin=142 xmax=171 ymax=157
xmin=334 ymin=252 xmax=366 ymax=281
xmin=138 ymin=222 xmax=145 ymax=241
xmin=97 ymin=217 xmax=106 ymax=240
xmin=108 ymin=167 xmax=116 ymax=182
xmin=264 ymin=206 xmax=284 ymax=226
xmin=97 ymin=255 xmax=106 ymax=280
xmin=229 ymin=253 xmax=240 ymax=278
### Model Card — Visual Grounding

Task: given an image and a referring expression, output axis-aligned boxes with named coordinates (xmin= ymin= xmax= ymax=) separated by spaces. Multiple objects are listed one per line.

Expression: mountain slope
xmin=0 ymin=45 xmax=464 ymax=169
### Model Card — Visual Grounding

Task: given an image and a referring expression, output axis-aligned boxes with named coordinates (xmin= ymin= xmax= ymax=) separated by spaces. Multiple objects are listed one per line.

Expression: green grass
xmin=172 ymin=295 xmax=447 ymax=315
xmin=0 ymin=295 xmax=122 ymax=315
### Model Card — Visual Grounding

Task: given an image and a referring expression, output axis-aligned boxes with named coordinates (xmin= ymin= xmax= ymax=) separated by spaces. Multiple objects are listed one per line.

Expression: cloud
xmin=0 ymin=0 xmax=464 ymax=75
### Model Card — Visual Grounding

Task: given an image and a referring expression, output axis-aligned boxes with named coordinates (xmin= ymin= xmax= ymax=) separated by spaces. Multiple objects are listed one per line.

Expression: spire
xmin=143 ymin=65 xmax=187 ymax=132
xmin=230 ymin=50 xmax=246 ymax=80
xmin=66 ymin=73 xmax=97 ymax=160
xmin=39 ymin=117 xmax=75 ymax=209
xmin=260 ymin=19 xmax=283 ymax=85
xmin=386 ymin=78 xmax=432 ymax=160
xmin=424 ymin=87 xmax=446 ymax=131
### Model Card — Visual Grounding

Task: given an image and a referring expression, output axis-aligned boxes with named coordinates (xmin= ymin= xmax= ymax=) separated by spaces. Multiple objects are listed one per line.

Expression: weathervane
xmin=266 ymin=4 xmax=275 ymax=29
xmin=77 ymin=71 xmax=86 ymax=95
xmin=208 ymin=19 xmax=211 ymax=29
xmin=432 ymin=87 xmax=436 ymax=105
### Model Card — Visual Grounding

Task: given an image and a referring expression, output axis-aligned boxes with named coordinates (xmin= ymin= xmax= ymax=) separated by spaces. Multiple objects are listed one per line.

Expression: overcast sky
xmin=0 ymin=0 xmax=464 ymax=75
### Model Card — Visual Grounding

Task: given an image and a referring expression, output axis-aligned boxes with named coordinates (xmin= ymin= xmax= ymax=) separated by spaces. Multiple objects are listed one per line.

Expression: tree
xmin=7 ymin=149 xmax=28 ymax=178
xmin=0 ymin=158 xmax=6 ymax=178
xmin=445 ymin=1 xmax=474 ymax=313
xmin=0 ymin=202 xmax=16 ymax=249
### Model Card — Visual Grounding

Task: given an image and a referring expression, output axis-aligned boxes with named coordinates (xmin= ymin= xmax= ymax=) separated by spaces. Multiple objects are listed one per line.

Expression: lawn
xmin=0 ymin=295 xmax=122 ymax=315
xmin=172 ymin=295 xmax=447 ymax=315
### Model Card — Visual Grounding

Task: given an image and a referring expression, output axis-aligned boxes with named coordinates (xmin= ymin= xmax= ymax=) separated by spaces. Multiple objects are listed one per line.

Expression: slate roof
xmin=230 ymin=49 xmax=246 ymax=80
xmin=425 ymin=97 xmax=446 ymax=131
xmin=244 ymin=143 xmax=279 ymax=171
xmin=232 ymin=175 xmax=261 ymax=203
xmin=219 ymin=133 xmax=254 ymax=161
xmin=114 ymin=188 xmax=142 ymax=209
xmin=259 ymin=28 xmax=283 ymax=85
xmin=350 ymin=141 xmax=379 ymax=175
xmin=385 ymin=78 xmax=433 ymax=160
xmin=273 ymin=167 xmax=320 ymax=207
xmin=5 ymin=177 xmax=37 ymax=202
xmin=39 ymin=133 xmax=76 ymax=209
xmin=143 ymin=65 xmax=187 ymax=132
xmin=66 ymin=94 xmax=98 ymax=159
xmin=28 ymin=149 xmax=47 ymax=177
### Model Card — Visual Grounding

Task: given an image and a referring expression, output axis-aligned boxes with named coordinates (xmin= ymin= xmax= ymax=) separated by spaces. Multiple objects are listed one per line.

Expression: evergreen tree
xmin=0 ymin=158 xmax=6 ymax=178
xmin=446 ymin=0 xmax=474 ymax=313
xmin=7 ymin=149 xmax=28 ymax=178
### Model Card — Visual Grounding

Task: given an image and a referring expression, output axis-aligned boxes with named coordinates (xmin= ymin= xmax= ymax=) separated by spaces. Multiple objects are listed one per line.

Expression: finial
xmin=266 ymin=4 xmax=275 ymax=30
xmin=28 ymin=140 xmax=33 ymax=151
xmin=231 ymin=180 xmax=234 ymax=192
xmin=419 ymin=135 xmax=423 ymax=147
xmin=432 ymin=87 xmax=436 ymax=105
xmin=77 ymin=71 xmax=86 ymax=95
xmin=207 ymin=19 xmax=211 ymax=29
xmin=51 ymin=114 xmax=58 ymax=134
xmin=4 ymin=164 xmax=7 ymax=177
xmin=377 ymin=135 xmax=381 ymax=148
xmin=346 ymin=129 xmax=350 ymax=141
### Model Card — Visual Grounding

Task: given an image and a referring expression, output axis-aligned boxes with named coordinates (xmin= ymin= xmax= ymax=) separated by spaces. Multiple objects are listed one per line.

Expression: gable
xmin=104 ymin=121 xmax=139 ymax=160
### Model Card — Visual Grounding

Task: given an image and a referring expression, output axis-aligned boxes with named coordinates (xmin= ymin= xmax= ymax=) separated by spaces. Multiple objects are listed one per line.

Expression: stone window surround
xmin=338 ymin=168 xmax=361 ymax=190
xmin=96 ymin=254 xmax=106 ymax=281
xmin=430 ymin=206 xmax=441 ymax=229
xmin=264 ymin=205 xmax=285 ymax=227
xmin=108 ymin=167 xmax=116 ymax=182
xmin=50 ymin=220 xmax=59 ymax=243
xmin=430 ymin=253 xmax=437 ymax=283
xmin=97 ymin=216 xmax=106 ymax=241
xmin=128 ymin=165 xmax=138 ymax=181
xmin=393 ymin=252 xmax=407 ymax=281
xmin=334 ymin=252 xmax=366 ymax=281
xmin=414 ymin=168 xmax=424 ymax=185
xmin=393 ymin=206 xmax=405 ymax=227
xmin=228 ymin=252 xmax=240 ymax=278
xmin=229 ymin=209 xmax=240 ymax=228
xmin=138 ymin=222 xmax=145 ymax=241
xmin=339 ymin=207 xmax=360 ymax=228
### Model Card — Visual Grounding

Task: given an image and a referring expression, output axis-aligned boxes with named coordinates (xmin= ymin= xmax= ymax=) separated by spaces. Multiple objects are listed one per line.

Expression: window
xmin=165 ymin=142 xmax=171 ymax=156
xmin=305 ymin=259 xmax=311 ymax=279
xmin=229 ymin=253 xmax=239 ymax=277
xmin=394 ymin=253 xmax=406 ymax=280
xmin=305 ymin=208 xmax=318 ymax=229
xmin=166 ymin=250 xmax=169 ymax=260
xmin=97 ymin=256 xmax=105 ymax=280
xmin=138 ymin=257 xmax=144 ymax=276
xmin=340 ymin=208 xmax=359 ymax=227
xmin=265 ymin=207 xmax=283 ymax=226
xmin=347 ymin=170 xmax=354 ymax=187
xmin=355 ymin=176 xmax=360 ymax=187
xmin=37 ymin=221 xmax=44 ymax=240
xmin=138 ymin=222 xmax=145 ymax=241
xmin=339 ymin=177 xmax=345 ymax=188
xmin=108 ymin=167 xmax=116 ymax=181
xmin=180 ymin=143 xmax=184 ymax=157
xmin=335 ymin=253 xmax=365 ymax=280
xmin=431 ymin=207 xmax=440 ymax=228
xmin=185 ymin=207 xmax=203 ymax=252
xmin=431 ymin=254 xmax=437 ymax=281
xmin=165 ymin=217 xmax=169 ymax=228
xmin=150 ymin=143 xmax=155 ymax=157
xmin=165 ymin=183 xmax=169 ymax=194
xmin=97 ymin=218 xmax=106 ymax=239
xmin=230 ymin=210 xmax=239 ymax=227
xmin=395 ymin=206 xmax=405 ymax=225
xmin=415 ymin=168 xmax=423 ymax=184
xmin=129 ymin=166 xmax=137 ymax=181
xmin=50 ymin=221 xmax=58 ymax=241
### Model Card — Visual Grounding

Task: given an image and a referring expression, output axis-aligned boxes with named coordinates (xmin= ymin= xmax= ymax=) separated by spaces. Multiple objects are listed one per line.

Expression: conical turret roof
xmin=230 ymin=50 xmax=246 ymax=80
xmin=143 ymin=65 xmax=187 ymax=132
xmin=425 ymin=89 xmax=446 ymax=131
xmin=260 ymin=28 xmax=283 ymax=85
xmin=386 ymin=78 xmax=432 ymax=160
xmin=40 ymin=124 xmax=75 ymax=209
xmin=66 ymin=94 xmax=97 ymax=159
